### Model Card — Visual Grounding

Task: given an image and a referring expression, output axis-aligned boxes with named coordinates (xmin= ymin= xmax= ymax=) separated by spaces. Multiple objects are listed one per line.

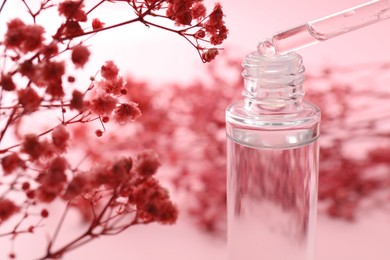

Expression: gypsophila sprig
xmin=0 ymin=0 xmax=227 ymax=258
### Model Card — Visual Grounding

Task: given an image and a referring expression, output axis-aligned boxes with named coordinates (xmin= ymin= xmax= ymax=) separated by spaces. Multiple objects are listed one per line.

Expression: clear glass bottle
xmin=226 ymin=51 xmax=320 ymax=260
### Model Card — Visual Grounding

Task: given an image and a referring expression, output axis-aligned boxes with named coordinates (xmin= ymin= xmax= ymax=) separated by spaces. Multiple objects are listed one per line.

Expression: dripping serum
xmin=226 ymin=51 xmax=320 ymax=260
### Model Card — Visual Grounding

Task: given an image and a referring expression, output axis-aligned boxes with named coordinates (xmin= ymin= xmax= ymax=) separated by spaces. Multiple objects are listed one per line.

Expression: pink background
xmin=1 ymin=0 xmax=390 ymax=259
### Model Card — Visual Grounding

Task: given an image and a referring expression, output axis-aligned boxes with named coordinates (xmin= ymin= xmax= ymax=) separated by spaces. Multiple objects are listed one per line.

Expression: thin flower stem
xmin=178 ymin=20 xmax=204 ymax=32
xmin=20 ymin=0 xmax=36 ymax=23
xmin=99 ymin=208 xmax=129 ymax=229
xmin=91 ymin=192 xmax=117 ymax=230
xmin=0 ymin=0 xmax=8 ymax=15
xmin=103 ymin=218 xmax=140 ymax=236
xmin=40 ymin=193 xmax=118 ymax=259
xmin=142 ymin=19 xmax=182 ymax=35
xmin=98 ymin=116 xmax=107 ymax=133
xmin=0 ymin=105 xmax=22 ymax=110
xmin=61 ymin=235 xmax=94 ymax=253
xmin=37 ymin=113 xmax=83 ymax=137
xmin=0 ymin=143 xmax=21 ymax=154
xmin=86 ymin=0 xmax=105 ymax=15
xmin=59 ymin=17 xmax=142 ymax=41
xmin=71 ymin=153 xmax=90 ymax=172
xmin=0 ymin=106 xmax=18 ymax=144
xmin=0 ymin=229 xmax=31 ymax=238
xmin=140 ymin=19 xmax=206 ymax=58
xmin=38 ymin=230 xmax=91 ymax=260
xmin=47 ymin=203 xmax=71 ymax=253
xmin=11 ymin=211 xmax=29 ymax=236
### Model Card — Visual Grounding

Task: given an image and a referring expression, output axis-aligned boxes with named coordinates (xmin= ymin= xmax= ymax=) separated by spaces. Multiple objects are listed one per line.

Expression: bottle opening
xmin=242 ymin=52 xmax=305 ymax=112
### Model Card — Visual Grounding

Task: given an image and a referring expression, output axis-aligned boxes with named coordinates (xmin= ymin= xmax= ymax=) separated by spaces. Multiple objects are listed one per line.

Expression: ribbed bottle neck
xmin=242 ymin=52 xmax=305 ymax=113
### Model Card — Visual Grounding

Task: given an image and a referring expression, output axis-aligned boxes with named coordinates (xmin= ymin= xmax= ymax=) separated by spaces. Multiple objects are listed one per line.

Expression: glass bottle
xmin=226 ymin=51 xmax=320 ymax=260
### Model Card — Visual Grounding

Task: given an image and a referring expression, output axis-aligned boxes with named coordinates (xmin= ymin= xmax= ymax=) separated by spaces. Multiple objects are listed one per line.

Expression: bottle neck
xmin=242 ymin=52 xmax=305 ymax=113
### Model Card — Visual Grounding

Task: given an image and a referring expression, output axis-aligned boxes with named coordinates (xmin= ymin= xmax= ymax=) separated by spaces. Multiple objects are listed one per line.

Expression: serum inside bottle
xmin=226 ymin=51 xmax=320 ymax=260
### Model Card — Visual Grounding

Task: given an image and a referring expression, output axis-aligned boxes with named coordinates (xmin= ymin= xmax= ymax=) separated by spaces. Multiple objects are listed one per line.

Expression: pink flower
xmin=89 ymin=94 xmax=117 ymax=115
xmin=135 ymin=150 xmax=161 ymax=177
xmin=91 ymin=166 xmax=111 ymax=186
xmin=92 ymin=18 xmax=105 ymax=30
xmin=46 ymin=83 xmax=65 ymax=99
xmin=166 ymin=0 xmax=194 ymax=26
xmin=4 ymin=19 xmax=45 ymax=53
xmin=205 ymin=3 xmax=224 ymax=30
xmin=42 ymin=42 xmax=59 ymax=58
xmin=52 ymin=125 xmax=70 ymax=152
xmin=21 ymin=134 xmax=44 ymax=160
xmin=98 ymin=76 xmax=126 ymax=96
xmin=1 ymin=153 xmax=25 ymax=175
xmin=36 ymin=187 xmax=58 ymax=203
xmin=201 ymin=48 xmax=219 ymax=62
xmin=18 ymin=60 xmax=36 ymax=81
xmin=70 ymin=90 xmax=85 ymax=112
xmin=71 ymin=45 xmax=90 ymax=68
xmin=101 ymin=61 xmax=119 ymax=81
xmin=4 ymin=19 xmax=25 ymax=48
xmin=195 ymin=29 xmax=206 ymax=39
xmin=37 ymin=157 xmax=68 ymax=201
xmin=0 ymin=74 xmax=16 ymax=91
xmin=108 ymin=157 xmax=133 ymax=187
xmin=210 ymin=25 xmax=228 ymax=45
xmin=192 ymin=2 xmax=207 ymax=20
xmin=131 ymin=178 xmax=178 ymax=224
xmin=58 ymin=0 xmax=87 ymax=22
xmin=18 ymin=88 xmax=42 ymax=113
xmin=41 ymin=61 xmax=65 ymax=84
xmin=111 ymin=157 xmax=133 ymax=178
xmin=114 ymin=102 xmax=142 ymax=124
xmin=63 ymin=174 xmax=91 ymax=200
xmin=148 ymin=199 xmax=178 ymax=224
xmin=20 ymin=24 xmax=45 ymax=52
xmin=204 ymin=3 xmax=228 ymax=46
xmin=47 ymin=157 xmax=67 ymax=178
xmin=0 ymin=199 xmax=19 ymax=223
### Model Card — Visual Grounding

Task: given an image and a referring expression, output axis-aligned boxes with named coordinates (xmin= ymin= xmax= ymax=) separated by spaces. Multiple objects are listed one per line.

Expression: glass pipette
xmin=258 ymin=0 xmax=390 ymax=56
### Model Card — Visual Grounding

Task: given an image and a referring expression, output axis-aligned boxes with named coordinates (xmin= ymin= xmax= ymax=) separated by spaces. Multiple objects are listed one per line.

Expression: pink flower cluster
xmin=0 ymin=0 xmax=226 ymax=258
xmin=0 ymin=199 xmax=19 ymax=224
xmin=166 ymin=0 xmax=207 ymax=25
xmin=4 ymin=19 xmax=45 ymax=53
xmin=58 ymin=0 xmax=87 ymax=22
xmin=55 ymin=0 xmax=87 ymax=39
xmin=133 ymin=0 xmax=228 ymax=62
xmin=167 ymin=1 xmax=228 ymax=62
xmin=88 ymin=61 xmax=142 ymax=126
xmin=63 ymin=150 xmax=178 ymax=225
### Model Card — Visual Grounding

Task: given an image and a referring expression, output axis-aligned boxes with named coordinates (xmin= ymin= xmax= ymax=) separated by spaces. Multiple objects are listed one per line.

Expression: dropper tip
xmin=257 ymin=38 xmax=277 ymax=57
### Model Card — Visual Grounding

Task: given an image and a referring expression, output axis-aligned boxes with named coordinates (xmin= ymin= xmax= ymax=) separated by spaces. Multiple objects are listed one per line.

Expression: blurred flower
xmin=0 ymin=199 xmax=19 ymax=224
xmin=71 ymin=45 xmax=91 ymax=68
xmin=114 ymin=102 xmax=142 ymax=124
xmin=58 ymin=0 xmax=87 ymax=22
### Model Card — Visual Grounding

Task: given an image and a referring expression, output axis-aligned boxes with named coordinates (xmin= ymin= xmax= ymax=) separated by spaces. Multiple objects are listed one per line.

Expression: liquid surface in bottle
xmin=227 ymin=136 xmax=318 ymax=260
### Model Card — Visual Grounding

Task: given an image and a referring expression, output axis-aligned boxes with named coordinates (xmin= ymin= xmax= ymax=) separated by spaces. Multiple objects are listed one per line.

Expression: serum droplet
xmin=257 ymin=39 xmax=276 ymax=57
